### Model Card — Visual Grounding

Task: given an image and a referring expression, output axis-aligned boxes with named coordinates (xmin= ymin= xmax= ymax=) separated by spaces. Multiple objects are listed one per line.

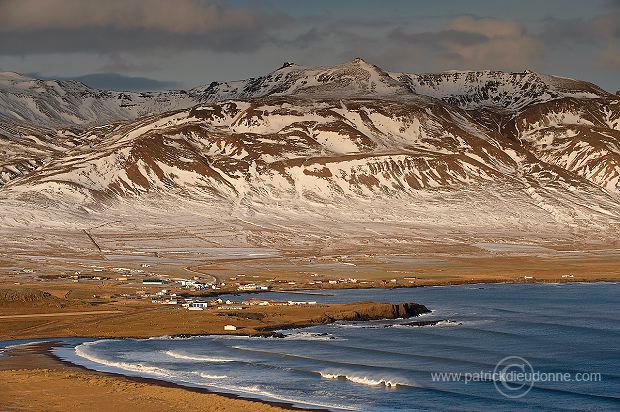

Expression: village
xmin=4 ymin=262 xmax=404 ymax=314
xmin=121 ymin=274 xmax=365 ymax=311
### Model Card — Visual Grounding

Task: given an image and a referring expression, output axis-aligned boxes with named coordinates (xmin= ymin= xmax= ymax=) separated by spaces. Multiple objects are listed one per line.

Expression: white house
xmin=190 ymin=301 xmax=209 ymax=309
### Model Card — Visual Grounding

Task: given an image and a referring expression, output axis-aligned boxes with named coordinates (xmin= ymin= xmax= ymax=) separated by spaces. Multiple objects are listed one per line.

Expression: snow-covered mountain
xmin=1 ymin=59 xmax=619 ymax=243
xmin=2 ymin=58 xmax=609 ymax=133
xmin=0 ymin=71 xmax=198 ymax=133
xmin=0 ymin=71 xmax=198 ymax=186
xmin=195 ymin=59 xmax=610 ymax=110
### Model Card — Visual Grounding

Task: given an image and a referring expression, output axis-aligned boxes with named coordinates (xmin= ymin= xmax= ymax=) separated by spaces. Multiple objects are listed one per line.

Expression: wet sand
xmin=0 ymin=342 xmax=312 ymax=412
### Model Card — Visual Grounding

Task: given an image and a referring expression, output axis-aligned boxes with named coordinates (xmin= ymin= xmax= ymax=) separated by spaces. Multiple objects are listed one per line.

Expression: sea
xmin=47 ymin=282 xmax=619 ymax=411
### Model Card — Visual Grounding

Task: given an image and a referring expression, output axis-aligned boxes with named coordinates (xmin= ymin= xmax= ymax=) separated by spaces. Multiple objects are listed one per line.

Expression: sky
xmin=0 ymin=0 xmax=618 ymax=92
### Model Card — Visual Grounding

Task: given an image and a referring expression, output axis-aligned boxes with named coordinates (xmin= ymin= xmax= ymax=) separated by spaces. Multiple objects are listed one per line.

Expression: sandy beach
xmin=0 ymin=341 xmax=311 ymax=412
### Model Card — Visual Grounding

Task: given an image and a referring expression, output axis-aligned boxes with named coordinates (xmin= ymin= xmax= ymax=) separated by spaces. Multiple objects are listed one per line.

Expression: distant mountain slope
xmin=2 ymin=58 xmax=609 ymax=133
xmin=1 ymin=59 xmax=619 ymax=242
xmin=195 ymin=59 xmax=611 ymax=110
xmin=0 ymin=71 xmax=198 ymax=132
xmin=4 ymin=96 xmax=619 ymax=225
xmin=0 ymin=71 xmax=198 ymax=187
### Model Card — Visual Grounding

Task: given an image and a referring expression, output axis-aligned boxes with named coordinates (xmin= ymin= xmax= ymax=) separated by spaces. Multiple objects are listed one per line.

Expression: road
xmin=184 ymin=266 xmax=218 ymax=284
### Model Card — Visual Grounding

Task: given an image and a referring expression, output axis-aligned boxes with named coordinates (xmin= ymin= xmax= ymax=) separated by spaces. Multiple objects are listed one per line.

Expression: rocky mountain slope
xmin=0 ymin=71 xmax=197 ymax=132
xmin=0 ymin=71 xmax=198 ymax=186
xmin=1 ymin=59 xmax=619 ymax=243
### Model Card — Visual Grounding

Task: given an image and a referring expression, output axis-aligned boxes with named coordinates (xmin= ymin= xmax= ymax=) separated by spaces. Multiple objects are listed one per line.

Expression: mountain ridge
xmin=1 ymin=58 xmax=613 ymax=133
xmin=1 ymin=59 xmax=619 ymax=245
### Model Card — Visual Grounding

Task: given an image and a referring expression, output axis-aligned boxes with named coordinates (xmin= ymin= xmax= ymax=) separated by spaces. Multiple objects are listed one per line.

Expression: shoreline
xmin=0 ymin=280 xmax=614 ymax=341
xmin=216 ymin=276 xmax=620 ymax=298
xmin=48 ymin=342 xmax=326 ymax=412
xmin=0 ymin=341 xmax=324 ymax=412
xmin=1 ymin=281 xmax=616 ymax=411
xmin=0 ymin=300 xmax=431 ymax=410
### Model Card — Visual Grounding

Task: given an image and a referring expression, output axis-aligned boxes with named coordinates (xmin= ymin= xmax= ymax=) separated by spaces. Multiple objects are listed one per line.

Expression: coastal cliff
xmin=319 ymin=301 xmax=431 ymax=322
xmin=255 ymin=301 xmax=431 ymax=334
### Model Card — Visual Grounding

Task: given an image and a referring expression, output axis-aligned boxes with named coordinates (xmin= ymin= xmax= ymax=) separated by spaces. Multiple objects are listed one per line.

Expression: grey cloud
xmin=97 ymin=55 xmax=162 ymax=74
xmin=282 ymin=14 xmax=543 ymax=73
xmin=0 ymin=0 xmax=274 ymax=33
xmin=384 ymin=17 xmax=542 ymax=71
xmin=0 ymin=0 xmax=289 ymax=55
xmin=71 ymin=73 xmax=180 ymax=91
xmin=0 ymin=27 xmax=283 ymax=55
xmin=292 ymin=28 xmax=326 ymax=49
xmin=29 ymin=72 xmax=180 ymax=91
xmin=539 ymin=12 xmax=620 ymax=70
xmin=540 ymin=12 xmax=620 ymax=44
xmin=389 ymin=28 xmax=490 ymax=48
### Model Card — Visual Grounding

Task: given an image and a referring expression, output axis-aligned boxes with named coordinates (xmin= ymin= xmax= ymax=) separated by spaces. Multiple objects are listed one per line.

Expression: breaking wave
xmin=279 ymin=331 xmax=342 ymax=341
xmin=197 ymin=372 xmax=229 ymax=379
xmin=76 ymin=342 xmax=228 ymax=380
xmin=163 ymin=350 xmax=235 ymax=362
xmin=76 ymin=341 xmax=172 ymax=377
xmin=319 ymin=371 xmax=410 ymax=388
xmin=212 ymin=384 xmax=360 ymax=411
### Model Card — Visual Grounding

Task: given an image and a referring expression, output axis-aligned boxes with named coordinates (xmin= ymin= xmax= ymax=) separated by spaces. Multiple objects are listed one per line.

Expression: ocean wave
xmin=75 ymin=341 xmax=173 ymax=378
xmin=430 ymin=320 xmax=461 ymax=328
xmin=319 ymin=371 xmax=410 ymax=388
xmin=418 ymin=310 xmax=433 ymax=316
xmin=163 ymin=350 xmax=235 ymax=363
xmin=148 ymin=335 xmax=197 ymax=341
xmin=336 ymin=319 xmax=464 ymax=330
xmin=76 ymin=342 xmax=229 ymax=381
xmin=3 ymin=340 xmax=51 ymax=349
xmin=197 ymin=372 xmax=228 ymax=379
xmin=214 ymin=383 xmax=360 ymax=410
xmin=280 ymin=332 xmax=343 ymax=341
xmin=333 ymin=323 xmax=385 ymax=329
xmin=391 ymin=319 xmax=463 ymax=329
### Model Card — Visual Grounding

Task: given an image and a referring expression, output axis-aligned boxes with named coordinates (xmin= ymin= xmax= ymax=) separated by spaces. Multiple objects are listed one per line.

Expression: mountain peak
xmin=345 ymin=57 xmax=378 ymax=69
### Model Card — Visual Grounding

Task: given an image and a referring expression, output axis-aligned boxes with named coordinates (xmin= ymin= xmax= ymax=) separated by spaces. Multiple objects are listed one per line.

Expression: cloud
xmin=386 ymin=16 xmax=542 ymax=71
xmin=606 ymin=0 xmax=620 ymax=8
xmin=541 ymin=13 xmax=620 ymax=45
xmin=71 ymin=73 xmax=180 ymax=91
xmin=0 ymin=0 xmax=269 ymax=33
xmin=0 ymin=0 xmax=289 ymax=55
xmin=30 ymin=72 xmax=180 ymax=91
xmin=97 ymin=54 xmax=162 ymax=73
xmin=598 ymin=48 xmax=620 ymax=69
xmin=540 ymin=11 xmax=620 ymax=69
xmin=447 ymin=16 xmax=524 ymax=38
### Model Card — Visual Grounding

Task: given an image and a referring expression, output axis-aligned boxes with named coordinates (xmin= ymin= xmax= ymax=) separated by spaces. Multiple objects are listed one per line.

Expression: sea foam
xmin=319 ymin=371 xmax=408 ymax=388
xmin=75 ymin=341 xmax=173 ymax=377
xmin=163 ymin=350 xmax=235 ymax=363
xmin=76 ymin=342 xmax=229 ymax=380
